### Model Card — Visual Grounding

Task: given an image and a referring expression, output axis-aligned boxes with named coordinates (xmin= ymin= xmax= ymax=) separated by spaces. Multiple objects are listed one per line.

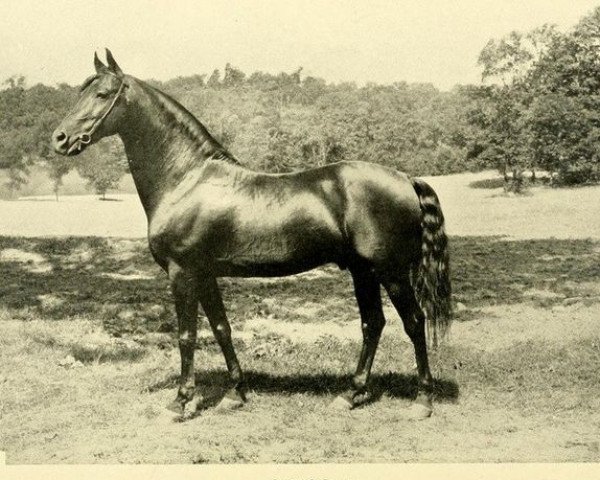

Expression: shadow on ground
xmin=469 ymin=176 xmax=550 ymax=190
xmin=468 ymin=177 xmax=506 ymax=190
xmin=147 ymin=369 xmax=460 ymax=408
xmin=0 ymin=235 xmax=598 ymax=334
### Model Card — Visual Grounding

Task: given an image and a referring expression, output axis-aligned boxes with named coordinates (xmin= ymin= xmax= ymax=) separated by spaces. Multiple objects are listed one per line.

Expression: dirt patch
xmin=242 ymin=314 xmax=409 ymax=344
xmin=0 ymin=248 xmax=52 ymax=273
xmin=449 ymin=303 xmax=599 ymax=352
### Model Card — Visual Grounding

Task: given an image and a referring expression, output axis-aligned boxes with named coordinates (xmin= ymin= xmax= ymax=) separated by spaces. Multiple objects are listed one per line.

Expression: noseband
xmin=80 ymin=76 xmax=127 ymax=145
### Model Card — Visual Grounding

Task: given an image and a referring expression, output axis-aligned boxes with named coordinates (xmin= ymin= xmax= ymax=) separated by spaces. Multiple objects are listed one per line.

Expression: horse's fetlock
xmin=352 ymin=373 xmax=368 ymax=392
xmin=177 ymin=386 xmax=195 ymax=402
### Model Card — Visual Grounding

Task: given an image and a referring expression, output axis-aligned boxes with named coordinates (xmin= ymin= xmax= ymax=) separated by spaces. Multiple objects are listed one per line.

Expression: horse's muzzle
xmin=52 ymin=130 xmax=88 ymax=156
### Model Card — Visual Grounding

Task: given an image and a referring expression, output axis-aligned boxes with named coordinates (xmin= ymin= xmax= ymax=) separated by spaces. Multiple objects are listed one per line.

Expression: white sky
xmin=1 ymin=0 xmax=599 ymax=90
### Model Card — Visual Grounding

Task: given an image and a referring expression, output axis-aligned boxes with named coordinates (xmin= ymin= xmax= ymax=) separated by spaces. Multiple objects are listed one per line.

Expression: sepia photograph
xmin=0 ymin=0 xmax=599 ymax=474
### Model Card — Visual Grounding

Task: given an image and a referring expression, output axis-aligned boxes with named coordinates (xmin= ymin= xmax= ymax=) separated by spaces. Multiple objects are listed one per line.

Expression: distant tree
xmin=47 ymin=155 xmax=72 ymax=201
xmin=223 ymin=63 xmax=246 ymax=87
xmin=0 ymin=77 xmax=77 ymax=197
xmin=0 ymin=76 xmax=31 ymax=193
xmin=472 ymin=8 xmax=600 ymax=186
xmin=469 ymin=85 xmax=531 ymax=191
xmin=76 ymin=139 xmax=127 ymax=200
xmin=206 ymin=69 xmax=221 ymax=88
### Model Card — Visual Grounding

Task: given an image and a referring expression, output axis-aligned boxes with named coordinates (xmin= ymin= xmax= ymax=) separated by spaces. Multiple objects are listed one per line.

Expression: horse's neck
xmin=117 ymin=78 xmax=234 ymax=216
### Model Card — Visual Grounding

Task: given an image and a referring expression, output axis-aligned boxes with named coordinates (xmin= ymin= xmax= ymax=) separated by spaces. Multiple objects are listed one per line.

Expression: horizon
xmin=2 ymin=1 xmax=600 ymax=91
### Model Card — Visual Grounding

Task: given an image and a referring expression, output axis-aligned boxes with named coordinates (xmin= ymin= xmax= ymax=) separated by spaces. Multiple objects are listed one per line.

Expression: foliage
xmin=468 ymin=7 xmax=600 ymax=188
xmin=76 ymin=138 xmax=127 ymax=199
xmin=1 ymin=65 xmax=479 ymax=193
xmin=0 ymin=78 xmax=77 ymax=196
xmin=3 ymin=8 xmax=600 ymax=195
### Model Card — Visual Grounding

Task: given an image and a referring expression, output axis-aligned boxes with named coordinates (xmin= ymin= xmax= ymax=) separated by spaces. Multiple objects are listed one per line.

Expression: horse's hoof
xmin=216 ymin=396 xmax=244 ymax=411
xmin=166 ymin=399 xmax=184 ymax=415
xmin=216 ymin=389 xmax=245 ymax=411
xmin=401 ymin=402 xmax=433 ymax=420
xmin=181 ymin=396 xmax=202 ymax=420
xmin=330 ymin=394 xmax=354 ymax=411
xmin=351 ymin=390 xmax=372 ymax=408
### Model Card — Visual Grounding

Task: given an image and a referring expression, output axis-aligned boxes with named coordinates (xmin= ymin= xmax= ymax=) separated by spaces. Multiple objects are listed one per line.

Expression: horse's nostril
xmin=53 ymin=131 xmax=70 ymax=153
xmin=80 ymin=134 xmax=91 ymax=144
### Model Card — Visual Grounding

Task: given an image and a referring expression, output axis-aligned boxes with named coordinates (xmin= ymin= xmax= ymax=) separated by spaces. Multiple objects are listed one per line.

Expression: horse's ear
xmin=94 ymin=52 xmax=108 ymax=73
xmin=105 ymin=48 xmax=123 ymax=77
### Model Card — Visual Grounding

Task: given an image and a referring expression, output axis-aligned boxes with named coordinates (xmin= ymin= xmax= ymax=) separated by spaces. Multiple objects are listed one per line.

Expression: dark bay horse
xmin=52 ymin=50 xmax=452 ymax=420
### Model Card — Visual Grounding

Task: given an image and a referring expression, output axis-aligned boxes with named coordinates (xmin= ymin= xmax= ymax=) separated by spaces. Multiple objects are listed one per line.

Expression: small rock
xmin=58 ymin=355 xmax=84 ymax=368
xmin=192 ymin=453 xmax=210 ymax=464
xmin=455 ymin=302 xmax=467 ymax=312
xmin=562 ymin=297 xmax=583 ymax=307
xmin=37 ymin=294 xmax=66 ymax=310
xmin=58 ymin=355 xmax=76 ymax=367
xmin=117 ymin=309 xmax=137 ymax=321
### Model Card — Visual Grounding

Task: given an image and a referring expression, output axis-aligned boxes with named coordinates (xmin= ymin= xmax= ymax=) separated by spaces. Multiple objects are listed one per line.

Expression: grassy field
xmin=0 ymin=172 xmax=599 ymax=463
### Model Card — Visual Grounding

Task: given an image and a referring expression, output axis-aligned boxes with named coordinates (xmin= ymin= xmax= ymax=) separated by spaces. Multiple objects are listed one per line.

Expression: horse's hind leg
xmin=333 ymin=267 xmax=385 ymax=409
xmin=197 ymin=275 xmax=246 ymax=410
xmin=382 ymin=276 xmax=433 ymax=419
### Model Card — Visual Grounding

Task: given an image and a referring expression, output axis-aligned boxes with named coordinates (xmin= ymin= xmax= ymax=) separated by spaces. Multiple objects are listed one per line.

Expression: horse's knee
xmin=214 ymin=321 xmax=231 ymax=338
xmin=362 ymin=315 xmax=385 ymax=338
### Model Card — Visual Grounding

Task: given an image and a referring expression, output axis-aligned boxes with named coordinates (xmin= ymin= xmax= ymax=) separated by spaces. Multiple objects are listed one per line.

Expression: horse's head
xmin=52 ymin=49 xmax=129 ymax=156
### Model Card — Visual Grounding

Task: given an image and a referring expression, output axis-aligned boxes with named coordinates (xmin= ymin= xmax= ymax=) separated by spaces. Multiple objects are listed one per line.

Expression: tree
xmin=47 ymin=155 xmax=72 ymax=201
xmin=206 ymin=69 xmax=221 ymax=88
xmin=471 ymin=8 xmax=600 ymax=187
xmin=223 ymin=63 xmax=246 ymax=87
xmin=76 ymin=139 xmax=127 ymax=200
xmin=0 ymin=76 xmax=31 ymax=194
xmin=0 ymin=77 xmax=77 ymax=198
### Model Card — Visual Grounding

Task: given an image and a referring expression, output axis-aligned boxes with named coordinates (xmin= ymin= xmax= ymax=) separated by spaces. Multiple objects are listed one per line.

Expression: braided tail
xmin=411 ymin=178 xmax=452 ymax=347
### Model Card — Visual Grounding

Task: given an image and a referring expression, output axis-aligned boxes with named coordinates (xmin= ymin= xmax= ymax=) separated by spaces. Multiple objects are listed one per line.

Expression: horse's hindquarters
xmin=340 ymin=163 xmax=422 ymax=271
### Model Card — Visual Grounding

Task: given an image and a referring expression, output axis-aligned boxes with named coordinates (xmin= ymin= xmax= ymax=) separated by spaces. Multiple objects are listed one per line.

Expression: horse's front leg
xmin=197 ymin=275 xmax=247 ymax=410
xmin=167 ymin=261 xmax=202 ymax=419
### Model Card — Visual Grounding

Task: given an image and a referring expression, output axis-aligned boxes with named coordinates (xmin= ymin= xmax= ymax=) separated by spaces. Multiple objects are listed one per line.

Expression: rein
xmin=80 ymin=78 xmax=127 ymax=144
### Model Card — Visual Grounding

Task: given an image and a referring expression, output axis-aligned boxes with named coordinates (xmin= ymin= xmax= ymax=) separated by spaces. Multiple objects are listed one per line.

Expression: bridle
xmin=79 ymin=75 xmax=127 ymax=145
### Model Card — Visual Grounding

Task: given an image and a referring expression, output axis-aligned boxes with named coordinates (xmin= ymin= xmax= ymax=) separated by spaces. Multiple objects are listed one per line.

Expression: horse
xmin=52 ymin=50 xmax=452 ymax=420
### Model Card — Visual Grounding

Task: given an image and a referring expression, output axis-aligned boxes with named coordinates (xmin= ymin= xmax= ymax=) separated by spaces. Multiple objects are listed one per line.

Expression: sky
xmin=1 ymin=0 xmax=599 ymax=91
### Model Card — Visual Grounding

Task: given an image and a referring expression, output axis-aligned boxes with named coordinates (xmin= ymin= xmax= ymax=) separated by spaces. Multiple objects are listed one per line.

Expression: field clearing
xmin=0 ymin=170 xmax=598 ymax=239
xmin=0 ymin=171 xmax=599 ymax=464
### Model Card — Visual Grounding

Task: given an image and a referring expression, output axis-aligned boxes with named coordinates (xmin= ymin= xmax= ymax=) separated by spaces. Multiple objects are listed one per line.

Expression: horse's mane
xmin=137 ymin=79 xmax=239 ymax=164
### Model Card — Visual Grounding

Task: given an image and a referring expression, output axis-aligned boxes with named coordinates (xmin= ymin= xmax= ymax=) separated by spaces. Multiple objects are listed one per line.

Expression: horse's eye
xmin=97 ymin=92 xmax=110 ymax=99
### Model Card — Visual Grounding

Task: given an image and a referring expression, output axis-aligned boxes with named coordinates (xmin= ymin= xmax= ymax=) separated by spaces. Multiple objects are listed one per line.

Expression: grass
xmin=0 ymin=232 xmax=599 ymax=463
xmin=1 ymin=314 xmax=598 ymax=463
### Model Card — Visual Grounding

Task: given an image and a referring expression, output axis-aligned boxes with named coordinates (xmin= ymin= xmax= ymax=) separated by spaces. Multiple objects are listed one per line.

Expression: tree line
xmin=1 ymin=6 xmax=600 ymax=198
xmin=468 ymin=6 xmax=600 ymax=189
